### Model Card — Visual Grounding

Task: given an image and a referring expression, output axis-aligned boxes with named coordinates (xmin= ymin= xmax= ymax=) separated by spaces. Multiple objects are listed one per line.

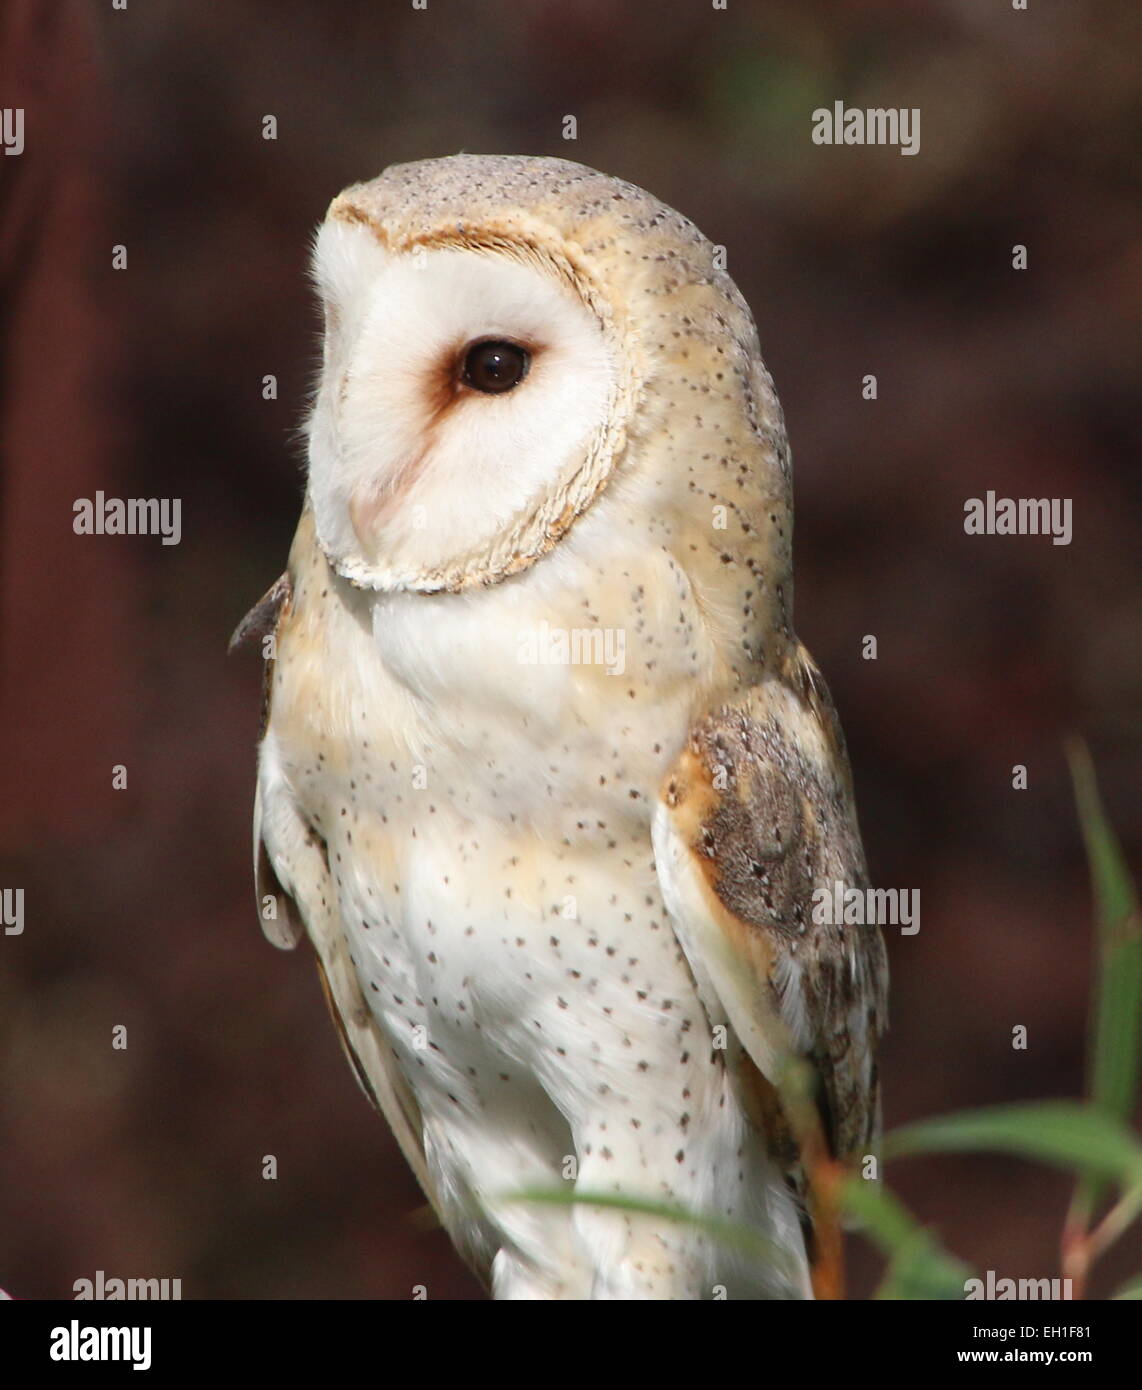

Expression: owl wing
xmin=237 ymin=572 xmax=444 ymax=1224
xmin=652 ymin=645 xmax=888 ymax=1184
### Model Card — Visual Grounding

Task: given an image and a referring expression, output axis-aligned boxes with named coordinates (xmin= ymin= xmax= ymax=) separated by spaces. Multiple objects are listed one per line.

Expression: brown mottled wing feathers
xmin=228 ymin=571 xmax=292 ymax=655
xmin=656 ymin=645 xmax=887 ymax=1167
xmin=230 ymin=572 xmax=293 ymax=749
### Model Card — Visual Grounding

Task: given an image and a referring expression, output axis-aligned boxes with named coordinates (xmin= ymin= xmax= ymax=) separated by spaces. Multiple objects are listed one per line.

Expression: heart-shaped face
xmin=307 ymin=219 xmax=620 ymax=593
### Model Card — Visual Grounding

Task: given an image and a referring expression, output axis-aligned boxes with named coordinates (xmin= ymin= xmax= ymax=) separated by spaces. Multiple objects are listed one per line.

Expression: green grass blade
xmin=498 ymin=1185 xmax=798 ymax=1279
xmin=884 ymin=1100 xmax=1142 ymax=1187
xmin=842 ymin=1176 xmax=975 ymax=1299
xmin=1067 ymin=740 xmax=1142 ymax=1125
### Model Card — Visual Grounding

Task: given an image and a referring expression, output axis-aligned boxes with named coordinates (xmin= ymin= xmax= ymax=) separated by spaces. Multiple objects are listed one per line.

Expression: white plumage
xmin=246 ymin=154 xmax=886 ymax=1300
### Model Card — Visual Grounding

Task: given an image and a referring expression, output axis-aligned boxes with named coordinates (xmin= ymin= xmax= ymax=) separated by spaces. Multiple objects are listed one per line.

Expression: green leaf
xmin=1067 ymin=740 xmax=1142 ymax=1126
xmin=1112 ymin=1275 xmax=1142 ymax=1300
xmin=876 ymin=1244 xmax=975 ymax=1301
xmin=842 ymin=1176 xmax=974 ymax=1299
xmin=884 ymin=1100 xmax=1142 ymax=1187
xmin=499 ymin=1186 xmax=798 ymax=1280
xmin=842 ymin=1172 xmax=919 ymax=1247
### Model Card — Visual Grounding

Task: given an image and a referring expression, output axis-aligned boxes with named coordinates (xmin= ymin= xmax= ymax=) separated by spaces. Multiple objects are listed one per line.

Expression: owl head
xmin=306 ymin=154 xmax=792 ymax=629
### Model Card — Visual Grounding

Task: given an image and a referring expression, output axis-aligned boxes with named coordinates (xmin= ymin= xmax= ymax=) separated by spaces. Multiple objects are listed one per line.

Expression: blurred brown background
xmin=1 ymin=0 xmax=1139 ymax=1299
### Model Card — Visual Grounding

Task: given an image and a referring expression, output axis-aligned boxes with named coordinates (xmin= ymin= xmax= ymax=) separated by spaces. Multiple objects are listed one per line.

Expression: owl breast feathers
xmin=243 ymin=154 xmax=887 ymax=1300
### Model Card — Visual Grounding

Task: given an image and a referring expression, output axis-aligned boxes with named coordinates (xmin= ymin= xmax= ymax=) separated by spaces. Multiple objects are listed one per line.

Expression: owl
xmin=238 ymin=154 xmax=887 ymax=1300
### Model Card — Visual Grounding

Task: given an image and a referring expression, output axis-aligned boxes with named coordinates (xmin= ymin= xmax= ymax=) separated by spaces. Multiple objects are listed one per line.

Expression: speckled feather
xmin=247 ymin=154 xmax=887 ymax=1300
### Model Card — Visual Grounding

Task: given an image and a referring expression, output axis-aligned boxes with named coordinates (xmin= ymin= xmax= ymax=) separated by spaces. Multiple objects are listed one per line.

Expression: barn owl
xmin=239 ymin=154 xmax=887 ymax=1300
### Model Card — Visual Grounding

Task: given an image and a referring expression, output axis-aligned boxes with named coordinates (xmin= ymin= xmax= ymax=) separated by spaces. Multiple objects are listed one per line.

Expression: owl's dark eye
xmin=461 ymin=339 xmax=530 ymax=394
